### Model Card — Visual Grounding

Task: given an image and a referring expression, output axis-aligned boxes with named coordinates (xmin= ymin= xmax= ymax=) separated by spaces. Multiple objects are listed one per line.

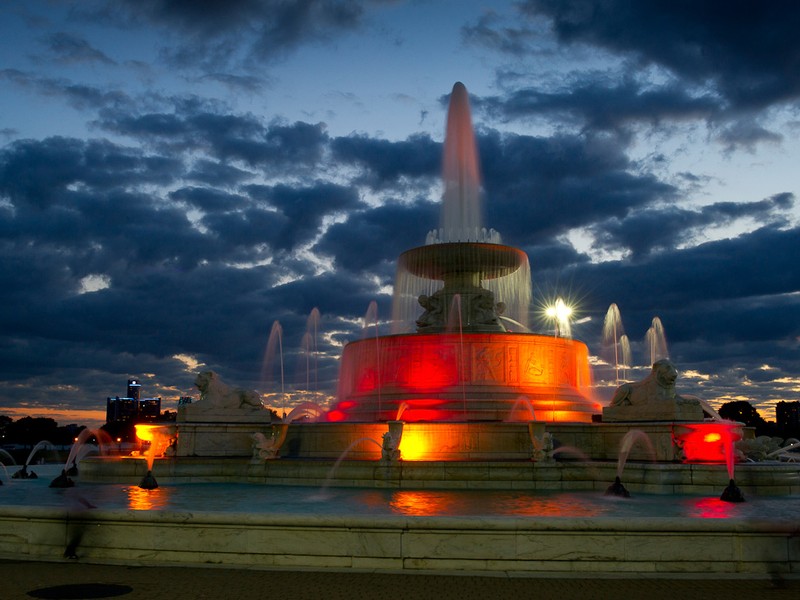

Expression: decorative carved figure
xmin=531 ymin=432 xmax=554 ymax=462
xmin=610 ymin=359 xmax=698 ymax=407
xmin=252 ymin=432 xmax=279 ymax=461
xmin=416 ymin=293 xmax=445 ymax=330
xmin=473 ymin=290 xmax=500 ymax=326
xmin=195 ymin=370 xmax=263 ymax=410
xmin=381 ymin=430 xmax=401 ymax=462
xmin=603 ymin=359 xmax=704 ymax=422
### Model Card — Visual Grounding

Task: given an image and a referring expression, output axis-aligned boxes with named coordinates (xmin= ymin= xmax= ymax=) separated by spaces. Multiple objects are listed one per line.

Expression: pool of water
xmin=2 ymin=464 xmax=799 ymax=521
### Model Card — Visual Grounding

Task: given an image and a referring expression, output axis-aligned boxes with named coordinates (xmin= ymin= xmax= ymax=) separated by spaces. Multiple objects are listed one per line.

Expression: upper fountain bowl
xmin=398 ymin=242 xmax=527 ymax=281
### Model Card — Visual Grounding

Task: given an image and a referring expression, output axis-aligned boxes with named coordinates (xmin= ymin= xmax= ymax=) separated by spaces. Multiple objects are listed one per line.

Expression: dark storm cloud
xmin=590 ymin=193 xmax=795 ymax=258
xmin=88 ymin=0 xmax=366 ymax=70
xmin=461 ymin=11 xmax=539 ymax=56
xmin=185 ymin=159 xmax=254 ymax=186
xmin=523 ymin=240 xmax=590 ymax=272
xmin=575 ymin=225 xmax=800 ymax=315
xmin=243 ymin=181 xmax=363 ymax=250
xmin=464 ymin=1 xmax=800 ymax=146
xmin=169 ymin=186 xmax=250 ymax=212
xmin=0 ymin=69 xmax=131 ymax=112
xmin=520 ymin=0 xmax=800 ymax=112
xmin=199 ymin=208 xmax=287 ymax=258
xmin=477 ymin=129 xmax=676 ymax=243
xmin=315 ymin=198 xmax=439 ymax=272
xmin=198 ymin=72 xmax=268 ymax=93
xmin=269 ymin=268 xmax=390 ymax=323
xmin=42 ymin=31 xmax=116 ymax=65
xmin=477 ymin=76 xmax=719 ymax=133
xmin=331 ymin=133 xmax=440 ymax=187
xmin=0 ymin=136 xmax=180 ymax=209
xmin=716 ymin=118 xmax=784 ymax=153
xmin=100 ymin=107 xmax=329 ymax=172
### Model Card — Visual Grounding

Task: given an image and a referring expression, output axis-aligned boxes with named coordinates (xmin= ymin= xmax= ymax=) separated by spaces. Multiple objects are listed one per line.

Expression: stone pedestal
xmin=602 ymin=402 xmax=704 ymax=423
xmin=176 ymin=405 xmax=274 ymax=458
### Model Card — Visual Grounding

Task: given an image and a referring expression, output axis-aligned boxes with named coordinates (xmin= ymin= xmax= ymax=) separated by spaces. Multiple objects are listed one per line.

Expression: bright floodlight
xmin=545 ymin=298 xmax=573 ymax=338
xmin=546 ymin=298 xmax=572 ymax=319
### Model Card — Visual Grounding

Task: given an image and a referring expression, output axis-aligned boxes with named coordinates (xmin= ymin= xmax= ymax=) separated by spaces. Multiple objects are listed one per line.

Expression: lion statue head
xmin=653 ymin=358 xmax=677 ymax=390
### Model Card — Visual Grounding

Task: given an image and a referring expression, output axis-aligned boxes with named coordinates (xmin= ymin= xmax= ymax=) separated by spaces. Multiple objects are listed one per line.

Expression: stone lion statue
xmin=610 ymin=359 xmax=698 ymax=407
xmin=194 ymin=371 xmax=263 ymax=410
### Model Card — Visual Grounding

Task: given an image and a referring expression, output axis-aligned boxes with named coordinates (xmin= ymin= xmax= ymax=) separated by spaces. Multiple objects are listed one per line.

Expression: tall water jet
xmin=304 ymin=307 xmax=320 ymax=392
xmin=619 ymin=334 xmax=632 ymax=381
xmin=441 ymin=81 xmax=482 ymax=243
xmin=645 ymin=317 xmax=668 ymax=365
xmin=300 ymin=332 xmax=313 ymax=391
xmin=602 ymin=303 xmax=625 ymax=383
xmin=262 ymin=320 xmax=285 ymax=416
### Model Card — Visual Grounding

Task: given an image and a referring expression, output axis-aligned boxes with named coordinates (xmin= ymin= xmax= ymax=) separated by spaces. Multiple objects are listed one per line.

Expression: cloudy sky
xmin=1 ymin=0 xmax=798 ymax=427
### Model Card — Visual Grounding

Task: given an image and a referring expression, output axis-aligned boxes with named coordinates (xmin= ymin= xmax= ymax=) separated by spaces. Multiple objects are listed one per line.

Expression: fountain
xmin=331 ymin=83 xmax=597 ymax=424
xmin=2 ymin=82 xmax=798 ymax=577
xmin=69 ymin=82 xmax=790 ymax=489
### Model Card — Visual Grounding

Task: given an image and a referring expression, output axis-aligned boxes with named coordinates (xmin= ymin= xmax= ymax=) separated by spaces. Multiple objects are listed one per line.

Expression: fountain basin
xmin=1 ymin=471 xmax=798 ymax=575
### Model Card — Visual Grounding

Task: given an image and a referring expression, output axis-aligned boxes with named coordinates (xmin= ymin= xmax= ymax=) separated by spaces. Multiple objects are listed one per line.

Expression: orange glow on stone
xmin=397 ymin=429 xmax=428 ymax=461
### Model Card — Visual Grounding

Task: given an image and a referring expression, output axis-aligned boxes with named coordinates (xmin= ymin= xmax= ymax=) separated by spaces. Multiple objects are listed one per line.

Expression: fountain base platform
xmin=2 ymin=502 xmax=798 ymax=576
xmin=78 ymin=454 xmax=799 ymax=496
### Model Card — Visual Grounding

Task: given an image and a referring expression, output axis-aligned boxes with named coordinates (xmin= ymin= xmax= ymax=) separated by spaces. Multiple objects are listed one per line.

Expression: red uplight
xmin=673 ymin=422 xmax=743 ymax=463
xmin=326 ymin=410 xmax=346 ymax=422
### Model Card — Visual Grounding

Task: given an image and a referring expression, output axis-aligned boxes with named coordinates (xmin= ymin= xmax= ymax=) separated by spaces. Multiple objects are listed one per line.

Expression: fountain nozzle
xmin=139 ymin=470 xmax=159 ymax=489
xmin=12 ymin=465 xmax=38 ymax=479
xmin=605 ymin=476 xmax=630 ymax=498
xmin=720 ymin=478 xmax=745 ymax=503
xmin=49 ymin=469 xmax=75 ymax=488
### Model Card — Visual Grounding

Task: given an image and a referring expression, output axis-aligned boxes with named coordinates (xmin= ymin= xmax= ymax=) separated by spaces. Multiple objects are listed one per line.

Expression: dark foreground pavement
xmin=2 ymin=560 xmax=797 ymax=600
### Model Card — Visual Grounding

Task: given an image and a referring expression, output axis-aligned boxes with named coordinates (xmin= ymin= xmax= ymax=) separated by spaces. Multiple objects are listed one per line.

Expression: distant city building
xmin=776 ymin=401 xmax=800 ymax=437
xmin=127 ymin=378 xmax=141 ymax=400
xmin=106 ymin=377 xmax=161 ymax=424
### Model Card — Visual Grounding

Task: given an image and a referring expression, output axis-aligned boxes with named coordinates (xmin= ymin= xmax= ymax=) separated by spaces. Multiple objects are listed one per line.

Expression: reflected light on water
xmin=504 ymin=494 xmax=606 ymax=518
xmin=127 ymin=486 xmax=169 ymax=511
xmin=389 ymin=490 xmax=458 ymax=516
xmin=388 ymin=490 xmax=607 ymax=517
xmin=687 ymin=497 xmax=741 ymax=519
